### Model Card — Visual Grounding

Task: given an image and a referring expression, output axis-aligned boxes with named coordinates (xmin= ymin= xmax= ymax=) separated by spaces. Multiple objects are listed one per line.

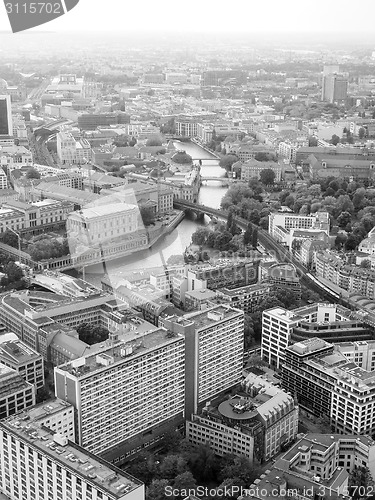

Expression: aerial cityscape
xmin=2 ymin=1 xmax=375 ymax=499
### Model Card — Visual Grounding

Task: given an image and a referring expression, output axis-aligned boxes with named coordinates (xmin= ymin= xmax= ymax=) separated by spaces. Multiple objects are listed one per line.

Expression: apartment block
xmin=0 ymin=414 xmax=144 ymax=500
xmin=269 ymin=211 xmax=330 ymax=241
xmin=282 ymin=337 xmax=375 ymax=435
xmin=262 ymin=303 xmax=371 ymax=369
xmin=187 ymin=259 xmax=259 ymax=291
xmin=215 ymin=283 xmax=271 ymax=314
xmin=163 ymin=305 xmax=244 ymax=418
xmin=187 ymin=373 xmax=298 ymax=464
xmin=0 ymin=363 xmax=35 ymax=419
xmin=54 ymin=329 xmax=185 ymax=463
xmin=0 ymin=339 xmax=44 ymax=390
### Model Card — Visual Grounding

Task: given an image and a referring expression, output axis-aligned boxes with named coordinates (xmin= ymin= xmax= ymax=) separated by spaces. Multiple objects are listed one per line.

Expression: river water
xmin=84 ymin=141 xmax=228 ymax=286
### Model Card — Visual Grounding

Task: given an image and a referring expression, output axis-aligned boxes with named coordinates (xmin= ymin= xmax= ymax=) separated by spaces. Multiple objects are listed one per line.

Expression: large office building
xmin=0 ymin=95 xmax=13 ymax=136
xmin=0 ymin=408 xmax=144 ymax=500
xmin=282 ymin=337 xmax=375 ymax=435
xmin=322 ymin=73 xmax=348 ymax=103
xmin=261 ymin=303 xmax=371 ymax=369
xmin=54 ymin=329 xmax=186 ymax=464
xmin=0 ymin=290 xmax=117 ymax=361
xmin=162 ymin=305 xmax=244 ymax=418
xmin=187 ymin=373 xmax=298 ymax=465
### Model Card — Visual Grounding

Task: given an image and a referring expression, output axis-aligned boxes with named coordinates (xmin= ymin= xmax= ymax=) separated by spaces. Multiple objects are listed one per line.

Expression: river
xmin=83 ymin=141 xmax=228 ymax=286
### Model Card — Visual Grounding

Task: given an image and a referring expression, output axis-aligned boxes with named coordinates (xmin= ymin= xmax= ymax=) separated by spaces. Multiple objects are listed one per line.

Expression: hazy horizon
xmin=1 ymin=0 xmax=375 ymax=37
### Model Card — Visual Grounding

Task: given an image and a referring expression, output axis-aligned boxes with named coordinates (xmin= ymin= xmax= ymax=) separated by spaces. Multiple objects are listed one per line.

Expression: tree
xmin=172 ymin=472 xmax=196 ymax=496
xmin=187 ymin=444 xmax=220 ymax=482
xmin=0 ymin=230 xmax=19 ymax=248
xmin=358 ymin=127 xmax=366 ymax=139
xmin=219 ymin=455 xmax=253 ymax=485
xmin=259 ymin=168 xmax=276 ymax=185
xmin=76 ymin=323 xmax=109 ymax=345
xmin=147 ymin=479 xmax=170 ymax=500
xmin=244 ymin=315 xmax=255 ymax=350
xmin=226 ymin=210 xmax=234 ymax=231
xmin=353 ymin=188 xmax=367 ymax=210
xmin=26 ymin=167 xmax=41 ymax=179
xmin=0 ymin=262 xmax=25 ymax=288
xmin=254 ymin=152 xmax=274 ymax=162
xmin=146 ymin=136 xmax=163 ymax=147
xmin=129 ymin=136 xmax=137 ymax=146
xmin=161 ymin=429 xmax=184 ymax=454
xmin=337 ymin=211 xmax=352 ymax=228
xmin=140 ymin=206 xmax=155 ymax=227
xmin=349 ymin=467 xmax=374 ymax=499
xmin=126 ymin=451 xmax=157 ymax=485
xmin=159 ymin=455 xmax=187 ymax=480
xmin=219 ymin=154 xmax=238 ymax=170
xmin=246 ymin=354 xmax=267 ymax=368
xmin=330 ymin=134 xmax=340 ymax=145
xmin=191 ymin=227 xmax=210 ymax=246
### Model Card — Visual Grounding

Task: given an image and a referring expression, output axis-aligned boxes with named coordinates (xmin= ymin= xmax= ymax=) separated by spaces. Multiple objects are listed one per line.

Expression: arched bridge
xmin=200 ymin=177 xmax=242 ymax=185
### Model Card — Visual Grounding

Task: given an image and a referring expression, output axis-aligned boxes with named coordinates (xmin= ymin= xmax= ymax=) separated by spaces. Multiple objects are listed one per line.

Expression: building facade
xmin=54 ymin=329 xmax=186 ymax=463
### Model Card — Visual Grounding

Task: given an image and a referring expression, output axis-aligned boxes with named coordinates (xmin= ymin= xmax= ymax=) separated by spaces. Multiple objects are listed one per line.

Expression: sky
xmin=0 ymin=0 xmax=375 ymax=34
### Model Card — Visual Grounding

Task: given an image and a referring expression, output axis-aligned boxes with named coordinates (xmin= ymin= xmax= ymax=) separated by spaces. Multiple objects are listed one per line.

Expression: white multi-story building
xmin=282 ymin=337 xmax=375 ymax=435
xmin=163 ymin=305 xmax=244 ymax=418
xmin=0 ymin=167 xmax=7 ymax=189
xmin=57 ymin=132 xmax=77 ymax=165
xmin=261 ymin=308 xmax=302 ymax=369
xmin=0 ymin=410 xmax=144 ymax=500
xmin=262 ymin=304 xmax=363 ymax=369
xmin=54 ymin=329 xmax=185 ymax=463
xmin=187 ymin=373 xmax=298 ymax=464
xmin=269 ymin=211 xmax=330 ymax=241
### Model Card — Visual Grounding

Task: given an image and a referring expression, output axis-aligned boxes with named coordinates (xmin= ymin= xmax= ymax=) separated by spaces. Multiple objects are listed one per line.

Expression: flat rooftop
xmin=0 ymin=339 xmax=40 ymax=364
xmin=57 ymin=329 xmax=184 ymax=377
xmin=1 ymin=417 xmax=142 ymax=498
xmin=183 ymin=305 xmax=242 ymax=329
xmin=21 ymin=398 xmax=72 ymax=423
